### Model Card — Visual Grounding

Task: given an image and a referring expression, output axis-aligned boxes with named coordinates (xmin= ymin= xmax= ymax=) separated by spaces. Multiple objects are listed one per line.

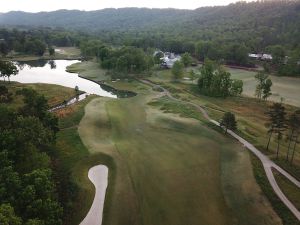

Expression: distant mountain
xmin=0 ymin=1 xmax=299 ymax=49
xmin=0 ymin=8 xmax=193 ymax=31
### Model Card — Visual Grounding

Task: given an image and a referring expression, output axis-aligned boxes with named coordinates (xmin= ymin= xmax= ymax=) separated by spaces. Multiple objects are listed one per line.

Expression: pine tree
xmin=266 ymin=103 xmax=287 ymax=158
xmin=220 ymin=112 xmax=237 ymax=134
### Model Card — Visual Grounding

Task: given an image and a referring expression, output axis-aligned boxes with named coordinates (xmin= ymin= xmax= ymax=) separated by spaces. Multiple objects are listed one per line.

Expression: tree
xmin=25 ymin=219 xmax=45 ymax=225
xmin=198 ymin=60 xmax=242 ymax=97
xmin=230 ymin=79 xmax=243 ymax=96
xmin=189 ymin=70 xmax=197 ymax=80
xmin=153 ymin=51 xmax=164 ymax=64
xmin=0 ymin=61 xmax=19 ymax=82
xmin=220 ymin=112 xmax=237 ymax=134
xmin=286 ymin=110 xmax=300 ymax=163
xmin=171 ymin=61 xmax=184 ymax=80
xmin=48 ymin=46 xmax=55 ymax=56
xmin=266 ymin=102 xmax=287 ymax=158
xmin=0 ymin=41 xmax=9 ymax=56
xmin=0 ymin=204 xmax=22 ymax=225
xmin=267 ymin=45 xmax=285 ymax=65
xmin=262 ymin=78 xmax=272 ymax=100
xmin=74 ymin=86 xmax=79 ymax=95
xmin=255 ymin=72 xmax=268 ymax=99
xmin=181 ymin=52 xmax=192 ymax=67
xmin=0 ymin=85 xmax=13 ymax=103
xmin=225 ymin=43 xmax=249 ymax=65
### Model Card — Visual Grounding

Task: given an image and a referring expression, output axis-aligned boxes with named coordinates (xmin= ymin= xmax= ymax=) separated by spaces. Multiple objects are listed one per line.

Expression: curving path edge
xmin=80 ymin=165 xmax=109 ymax=225
xmin=140 ymin=79 xmax=300 ymax=221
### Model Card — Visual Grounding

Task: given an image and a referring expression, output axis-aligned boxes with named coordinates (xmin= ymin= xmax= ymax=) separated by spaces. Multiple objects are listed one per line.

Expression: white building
xmin=160 ymin=52 xmax=181 ymax=68
xmin=248 ymin=53 xmax=273 ymax=61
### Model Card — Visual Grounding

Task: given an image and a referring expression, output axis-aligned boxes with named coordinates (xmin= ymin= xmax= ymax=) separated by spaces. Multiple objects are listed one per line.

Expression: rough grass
xmin=274 ymin=171 xmax=300 ymax=211
xmin=1 ymin=81 xmax=78 ymax=108
xmin=77 ymin=83 xmax=282 ymax=225
xmin=250 ymin=154 xmax=300 ymax=225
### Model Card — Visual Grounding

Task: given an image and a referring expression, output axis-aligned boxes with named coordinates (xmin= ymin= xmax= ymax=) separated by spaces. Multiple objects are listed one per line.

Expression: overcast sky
xmin=0 ymin=0 xmax=254 ymax=13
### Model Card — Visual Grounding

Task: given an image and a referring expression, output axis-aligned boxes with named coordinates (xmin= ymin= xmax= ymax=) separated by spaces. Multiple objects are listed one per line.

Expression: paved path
xmin=140 ymin=79 xmax=300 ymax=221
xmin=80 ymin=165 xmax=109 ymax=225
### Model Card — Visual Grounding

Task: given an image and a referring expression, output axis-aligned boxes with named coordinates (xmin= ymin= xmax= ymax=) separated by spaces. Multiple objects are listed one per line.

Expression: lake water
xmin=10 ymin=60 xmax=117 ymax=98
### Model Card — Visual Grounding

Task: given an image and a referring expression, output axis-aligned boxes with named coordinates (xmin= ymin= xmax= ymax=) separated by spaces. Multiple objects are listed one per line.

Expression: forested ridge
xmin=0 ymin=1 xmax=299 ymax=51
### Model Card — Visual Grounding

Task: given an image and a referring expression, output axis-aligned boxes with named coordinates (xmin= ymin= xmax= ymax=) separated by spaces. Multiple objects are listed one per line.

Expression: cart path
xmin=140 ymin=79 xmax=300 ymax=221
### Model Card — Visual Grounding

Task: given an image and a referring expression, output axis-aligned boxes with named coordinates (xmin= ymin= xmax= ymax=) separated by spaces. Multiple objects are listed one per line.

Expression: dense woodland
xmin=0 ymin=85 xmax=63 ymax=225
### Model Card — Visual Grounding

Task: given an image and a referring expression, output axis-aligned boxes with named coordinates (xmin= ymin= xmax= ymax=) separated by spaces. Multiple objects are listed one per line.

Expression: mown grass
xmin=250 ymin=154 xmax=300 ymax=225
xmin=77 ymin=85 xmax=282 ymax=225
xmin=1 ymin=81 xmax=78 ymax=108
xmin=54 ymin=96 xmax=116 ymax=225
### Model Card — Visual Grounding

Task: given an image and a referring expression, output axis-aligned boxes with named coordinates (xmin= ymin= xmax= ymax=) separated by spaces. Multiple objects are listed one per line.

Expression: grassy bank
xmin=274 ymin=171 xmax=300 ymax=211
xmin=2 ymin=81 xmax=79 ymax=108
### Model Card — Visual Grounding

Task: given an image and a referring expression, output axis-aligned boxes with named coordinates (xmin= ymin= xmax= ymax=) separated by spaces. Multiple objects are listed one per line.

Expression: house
xmin=262 ymin=54 xmax=273 ymax=60
xmin=248 ymin=53 xmax=272 ymax=61
xmin=157 ymin=51 xmax=181 ymax=68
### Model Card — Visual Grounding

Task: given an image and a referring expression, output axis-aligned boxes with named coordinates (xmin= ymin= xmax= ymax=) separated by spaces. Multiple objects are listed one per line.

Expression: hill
xmin=0 ymin=1 xmax=299 ymax=47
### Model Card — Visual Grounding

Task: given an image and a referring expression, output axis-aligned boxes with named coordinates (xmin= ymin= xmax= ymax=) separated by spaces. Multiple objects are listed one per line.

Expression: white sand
xmin=80 ymin=165 xmax=108 ymax=225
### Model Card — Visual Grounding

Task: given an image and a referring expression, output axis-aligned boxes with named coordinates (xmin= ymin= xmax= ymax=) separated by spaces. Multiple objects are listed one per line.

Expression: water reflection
xmin=10 ymin=60 xmax=117 ymax=98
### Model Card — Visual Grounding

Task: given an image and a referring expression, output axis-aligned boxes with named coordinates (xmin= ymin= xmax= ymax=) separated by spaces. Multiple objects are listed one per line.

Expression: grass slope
xmin=2 ymin=81 xmax=78 ymax=108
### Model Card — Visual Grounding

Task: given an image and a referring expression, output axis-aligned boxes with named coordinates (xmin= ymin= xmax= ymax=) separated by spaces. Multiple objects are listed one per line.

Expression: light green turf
xmin=227 ymin=67 xmax=300 ymax=107
xmin=78 ymin=82 xmax=281 ymax=225
xmin=66 ymin=60 xmax=109 ymax=82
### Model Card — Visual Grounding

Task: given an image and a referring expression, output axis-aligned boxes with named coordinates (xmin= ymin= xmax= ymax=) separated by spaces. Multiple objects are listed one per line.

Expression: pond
xmin=10 ymin=60 xmax=135 ymax=99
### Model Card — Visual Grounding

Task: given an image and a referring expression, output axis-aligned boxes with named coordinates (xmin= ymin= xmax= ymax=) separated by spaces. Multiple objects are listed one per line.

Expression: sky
xmin=0 ymin=0 xmax=254 ymax=13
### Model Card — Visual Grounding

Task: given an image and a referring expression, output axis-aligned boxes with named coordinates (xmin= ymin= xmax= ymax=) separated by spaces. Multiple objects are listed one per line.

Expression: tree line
xmin=0 ymin=28 xmax=82 ymax=56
